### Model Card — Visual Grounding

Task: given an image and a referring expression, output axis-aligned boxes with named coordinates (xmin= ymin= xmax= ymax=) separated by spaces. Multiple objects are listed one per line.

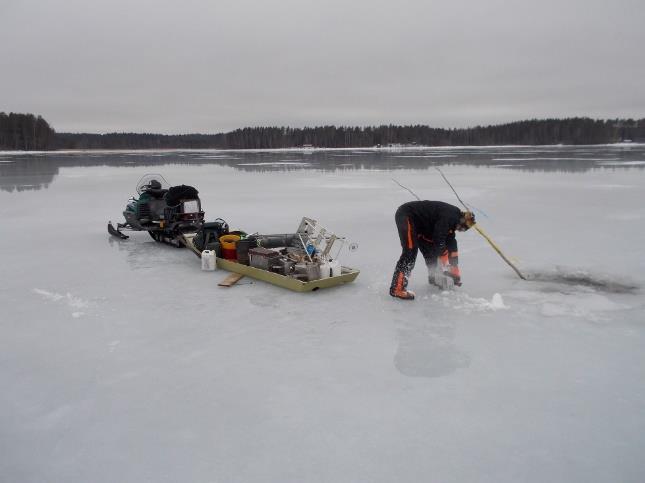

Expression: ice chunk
xmin=490 ymin=293 xmax=508 ymax=310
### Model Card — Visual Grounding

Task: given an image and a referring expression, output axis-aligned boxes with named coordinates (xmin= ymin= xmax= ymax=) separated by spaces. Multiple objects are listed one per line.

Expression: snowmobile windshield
xmin=136 ymin=174 xmax=170 ymax=195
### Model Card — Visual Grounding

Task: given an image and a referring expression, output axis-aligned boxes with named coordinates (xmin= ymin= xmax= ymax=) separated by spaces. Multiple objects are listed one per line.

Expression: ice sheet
xmin=1 ymin=146 xmax=645 ymax=483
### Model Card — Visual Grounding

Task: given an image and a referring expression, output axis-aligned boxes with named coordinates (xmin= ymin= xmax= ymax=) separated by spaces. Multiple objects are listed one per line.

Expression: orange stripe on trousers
xmin=395 ymin=272 xmax=405 ymax=291
xmin=406 ymin=218 xmax=414 ymax=249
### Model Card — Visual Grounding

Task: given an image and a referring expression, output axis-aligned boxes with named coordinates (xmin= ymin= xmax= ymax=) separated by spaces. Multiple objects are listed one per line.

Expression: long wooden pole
xmin=433 ymin=167 xmax=527 ymax=280
xmin=472 ymin=224 xmax=527 ymax=280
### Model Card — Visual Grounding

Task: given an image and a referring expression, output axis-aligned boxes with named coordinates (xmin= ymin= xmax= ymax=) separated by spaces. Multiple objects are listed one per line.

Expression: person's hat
xmin=463 ymin=211 xmax=475 ymax=226
xmin=457 ymin=211 xmax=476 ymax=231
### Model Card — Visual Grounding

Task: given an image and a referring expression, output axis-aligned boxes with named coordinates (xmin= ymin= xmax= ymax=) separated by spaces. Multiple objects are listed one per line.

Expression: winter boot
xmin=390 ymin=271 xmax=415 ymax=300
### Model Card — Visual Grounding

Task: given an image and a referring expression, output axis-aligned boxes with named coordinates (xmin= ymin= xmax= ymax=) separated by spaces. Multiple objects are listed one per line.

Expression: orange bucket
xmin=219 ymin=234 xmax=241 ymax=260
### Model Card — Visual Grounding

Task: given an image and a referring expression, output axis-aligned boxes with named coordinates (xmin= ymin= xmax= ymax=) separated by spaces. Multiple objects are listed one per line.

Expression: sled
xmin=215 ymin=256 xmax=359 ymax=292
xmin=182 ymin=233 xmax=359 ymax=293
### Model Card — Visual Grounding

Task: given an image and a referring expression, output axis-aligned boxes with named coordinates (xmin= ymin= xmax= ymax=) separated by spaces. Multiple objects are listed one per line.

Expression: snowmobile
xmin=108 ymin=174 xmax=205 ymax=246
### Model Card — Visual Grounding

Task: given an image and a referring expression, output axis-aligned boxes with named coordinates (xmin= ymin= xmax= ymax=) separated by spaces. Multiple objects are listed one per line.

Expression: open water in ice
xmin=1 ymin=144 xmax=645 ymax=482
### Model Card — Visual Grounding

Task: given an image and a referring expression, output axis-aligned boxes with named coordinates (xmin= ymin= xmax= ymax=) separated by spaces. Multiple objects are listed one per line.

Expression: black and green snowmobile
xmin=108 ymin=174 xmax=205 ymax=246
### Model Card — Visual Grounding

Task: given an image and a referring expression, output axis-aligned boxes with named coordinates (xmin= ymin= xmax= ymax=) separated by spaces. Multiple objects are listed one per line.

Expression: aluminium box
xmin=248 ymin=247 xmax=281 ymax=271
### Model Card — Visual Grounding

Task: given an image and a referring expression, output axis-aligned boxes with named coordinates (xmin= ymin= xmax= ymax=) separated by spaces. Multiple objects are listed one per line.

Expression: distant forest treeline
xmin=0 ymin=112 xmax=57 ymax=150
xmin=2 ymin=111 xmax=645 ymax=151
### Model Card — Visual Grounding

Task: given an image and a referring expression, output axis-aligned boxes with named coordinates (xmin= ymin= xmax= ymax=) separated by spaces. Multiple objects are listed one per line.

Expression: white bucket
xmin=201 ymin=250 xmax=217 ymax=271
xmin=305 ymin=262 xmax=321 ymax=281
xmin=318 ymin=261 xmax=331 ymax=279
xmin=329 ymin=259 xmax=341 ymax=277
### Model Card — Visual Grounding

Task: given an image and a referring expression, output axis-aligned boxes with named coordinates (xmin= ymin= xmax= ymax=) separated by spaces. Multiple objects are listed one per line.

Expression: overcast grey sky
xmin=1 ymin=0 xmax=644 ymax=134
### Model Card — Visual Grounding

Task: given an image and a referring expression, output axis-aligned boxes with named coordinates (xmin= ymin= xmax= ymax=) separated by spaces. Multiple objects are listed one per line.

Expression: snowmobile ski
xmin=108 ymin=221 xmax=129 ymax=239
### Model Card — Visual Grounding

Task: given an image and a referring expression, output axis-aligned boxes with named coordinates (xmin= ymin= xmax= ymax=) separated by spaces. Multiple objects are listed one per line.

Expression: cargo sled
xmin=186 ymin=217 xmax=359 ymax=292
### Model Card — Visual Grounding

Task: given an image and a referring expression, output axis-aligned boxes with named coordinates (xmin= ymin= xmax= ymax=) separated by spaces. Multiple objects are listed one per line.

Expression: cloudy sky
xmin=1 ymin=0 xmax=643 ymax=134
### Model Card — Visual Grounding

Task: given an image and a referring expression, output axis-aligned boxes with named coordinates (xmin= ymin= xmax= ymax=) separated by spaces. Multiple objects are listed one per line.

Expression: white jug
xmin=201 ymin=250 xmax=217 ymax=271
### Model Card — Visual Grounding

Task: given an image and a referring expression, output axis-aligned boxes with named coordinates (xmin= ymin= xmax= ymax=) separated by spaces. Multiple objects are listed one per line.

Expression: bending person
xmin=390 ymin=200 xmax=475 ymax=300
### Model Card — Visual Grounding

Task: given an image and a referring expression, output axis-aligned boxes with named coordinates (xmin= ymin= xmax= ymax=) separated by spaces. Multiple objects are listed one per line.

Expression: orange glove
xmin=437 ymin=251 xmax=450 ymax=270
xmin=446 ymin=265 xmax=462 ymax=286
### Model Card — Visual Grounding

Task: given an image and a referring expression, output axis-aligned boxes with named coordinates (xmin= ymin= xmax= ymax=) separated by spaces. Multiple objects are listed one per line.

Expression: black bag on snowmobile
xmin=165 ymin=185 xmax=199 ymax=206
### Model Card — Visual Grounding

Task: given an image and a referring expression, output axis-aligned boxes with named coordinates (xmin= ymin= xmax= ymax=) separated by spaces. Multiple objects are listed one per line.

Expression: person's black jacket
xmin=398 ymin=200 xmax=461 ymax=257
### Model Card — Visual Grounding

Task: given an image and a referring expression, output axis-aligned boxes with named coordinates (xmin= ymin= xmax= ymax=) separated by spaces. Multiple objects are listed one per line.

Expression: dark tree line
xmin=0 ymin=112 xmax=56 ymax=150
xmin=2 ymin=112 xmax=645 ymax=151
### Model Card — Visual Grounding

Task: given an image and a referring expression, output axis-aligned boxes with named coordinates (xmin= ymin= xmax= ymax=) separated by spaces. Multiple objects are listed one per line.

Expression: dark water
xmin=525 ymin=268 xmax=641 ymax=294
xmin=1 ymin=144 xmax=644 ymax=192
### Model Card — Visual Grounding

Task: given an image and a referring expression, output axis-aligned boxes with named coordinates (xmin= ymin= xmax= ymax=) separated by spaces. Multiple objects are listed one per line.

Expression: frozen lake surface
xmin=1 ymin=145 xmax=645 ymax=482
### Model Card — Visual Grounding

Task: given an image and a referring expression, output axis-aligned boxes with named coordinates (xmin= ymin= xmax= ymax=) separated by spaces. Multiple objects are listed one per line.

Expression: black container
xmin=256 ymin=234 xmax=297 ymax=249
xmin=236 ymin=237 xmax=257 ymax=265
xmin=209 ymin=241 xmax=222 ymax=258
xmin=193 ymin=220 xmax=228 ymax=251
